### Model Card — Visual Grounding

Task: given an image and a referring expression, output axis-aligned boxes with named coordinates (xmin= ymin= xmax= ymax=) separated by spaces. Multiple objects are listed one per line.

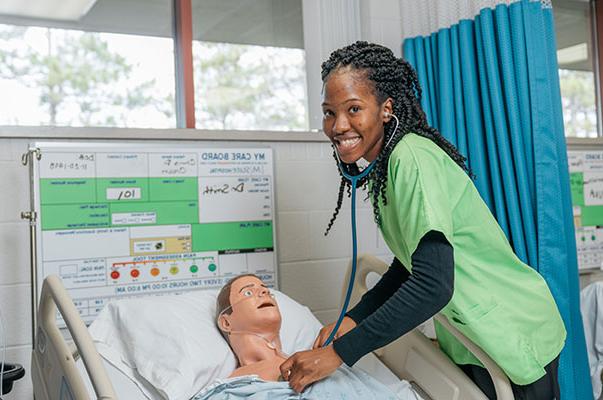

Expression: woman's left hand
xmin=279 ymin=346 xmax=343 ymax=393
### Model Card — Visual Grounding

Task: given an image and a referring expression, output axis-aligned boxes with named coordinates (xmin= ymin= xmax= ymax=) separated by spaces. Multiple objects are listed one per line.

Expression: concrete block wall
xmin=0 ymin=135 xmax=392 ymax=399
xmin=1 ymin=137 xmax=35 ymax=400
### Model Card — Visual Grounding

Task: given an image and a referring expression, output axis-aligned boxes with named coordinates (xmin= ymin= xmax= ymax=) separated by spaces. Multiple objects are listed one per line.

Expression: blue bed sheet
xmin=193 ymin=365 xmax=405 ymax=400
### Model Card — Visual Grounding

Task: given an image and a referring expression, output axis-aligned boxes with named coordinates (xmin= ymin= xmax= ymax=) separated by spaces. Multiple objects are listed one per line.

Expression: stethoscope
xmin=323 ymin=113 xmax=399 ymax=347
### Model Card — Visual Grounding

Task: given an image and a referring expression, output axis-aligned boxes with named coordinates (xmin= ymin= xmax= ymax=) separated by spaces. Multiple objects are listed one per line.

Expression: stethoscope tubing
xmin=322 ymin=114 xmax=399 ymax=348
xmin=322 ymin=162 xmax=375 ymax=347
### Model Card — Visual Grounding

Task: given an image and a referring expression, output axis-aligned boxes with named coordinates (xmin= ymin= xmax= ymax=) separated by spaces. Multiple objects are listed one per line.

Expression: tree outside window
xmin=193 ymin=42 xmax=308 ymax=131
xmin=0 ymin=24 xmax=175 ymax=127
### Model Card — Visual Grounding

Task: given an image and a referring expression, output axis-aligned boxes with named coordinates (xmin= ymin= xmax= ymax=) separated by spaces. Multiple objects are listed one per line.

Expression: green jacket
xmin=377 ymin=133 xmax=566 ymax=385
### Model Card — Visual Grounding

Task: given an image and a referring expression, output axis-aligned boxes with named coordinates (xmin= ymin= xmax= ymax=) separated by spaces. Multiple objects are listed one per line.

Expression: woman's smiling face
xmin=322 ymin=69 xmax=392 ymax=164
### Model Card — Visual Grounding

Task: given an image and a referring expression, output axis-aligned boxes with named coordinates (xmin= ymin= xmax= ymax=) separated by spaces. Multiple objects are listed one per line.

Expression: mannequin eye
xmin=243 ymin=289 xmax=254 ymax=297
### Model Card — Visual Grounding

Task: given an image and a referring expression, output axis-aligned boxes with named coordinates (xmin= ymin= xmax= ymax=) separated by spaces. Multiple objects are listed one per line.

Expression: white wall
xmin=0 ymin=133 xmax=393 ymax=399
xmin=1 ymin=137 xmax=38 ymax=400
xmin=303 ymin=0 xmax=403 ymax=130
xmin=360 ymin=0 xmax=403 ymax=57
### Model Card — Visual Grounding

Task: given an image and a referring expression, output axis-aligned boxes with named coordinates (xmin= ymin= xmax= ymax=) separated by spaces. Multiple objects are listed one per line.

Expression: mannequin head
xmin=216 ymin=274 xmax=282 ymax=343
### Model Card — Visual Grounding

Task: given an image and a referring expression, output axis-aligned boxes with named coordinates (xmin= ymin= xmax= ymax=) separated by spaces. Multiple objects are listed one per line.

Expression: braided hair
xmin=323 ymin=41 xmax=470 ymax=235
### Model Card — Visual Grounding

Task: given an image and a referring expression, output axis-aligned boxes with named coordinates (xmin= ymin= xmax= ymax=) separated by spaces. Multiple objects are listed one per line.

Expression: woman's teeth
xmin=337 ymin=137 xmax=360 ymax=149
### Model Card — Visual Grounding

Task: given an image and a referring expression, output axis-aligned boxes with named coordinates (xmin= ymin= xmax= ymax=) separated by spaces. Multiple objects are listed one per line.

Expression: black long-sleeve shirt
xmin=332 ymin=230 xmax=454 ymax=366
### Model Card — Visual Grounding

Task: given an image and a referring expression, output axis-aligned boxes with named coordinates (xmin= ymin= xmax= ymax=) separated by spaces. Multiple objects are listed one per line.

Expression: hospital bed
xmin=31 ymin=254 xmax=514 ymax=400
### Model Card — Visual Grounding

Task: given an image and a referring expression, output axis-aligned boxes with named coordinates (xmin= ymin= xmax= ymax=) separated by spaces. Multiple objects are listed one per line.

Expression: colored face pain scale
xmin=108 ymin=255 xmax=223 ymax=283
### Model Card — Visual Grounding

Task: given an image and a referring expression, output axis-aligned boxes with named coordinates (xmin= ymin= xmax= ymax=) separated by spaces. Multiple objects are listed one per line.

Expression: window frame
xmin=560 ymin=0 xmax=602 ymax=143
xmin=174 ymin=0 xmax=195 ymax=128
xmin=594 ymin=0 xmax=603 ymax=137
xmin=174 ymin=0 xmax=312 ymax=131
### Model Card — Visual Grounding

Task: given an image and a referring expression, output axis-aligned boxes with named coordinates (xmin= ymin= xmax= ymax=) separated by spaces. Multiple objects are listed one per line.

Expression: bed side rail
xmin=344 ymin=254 xmax=513 ymax=400
xmin=32 ymin=274 xmax=117 ymax=400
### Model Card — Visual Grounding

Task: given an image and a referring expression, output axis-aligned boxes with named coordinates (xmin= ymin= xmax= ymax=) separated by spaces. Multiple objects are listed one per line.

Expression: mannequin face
xmin=219 ymin=275 xmax=281 ymax=335
xmin=322 ymin=69 xmax=393 ymax=163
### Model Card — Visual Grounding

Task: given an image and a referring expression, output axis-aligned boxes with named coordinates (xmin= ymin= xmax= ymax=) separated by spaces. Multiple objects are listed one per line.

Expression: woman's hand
xmin=312 ymin=316 xmax=357 ymax=349
xmin=279 ymin=346 xmax=342 ymax=393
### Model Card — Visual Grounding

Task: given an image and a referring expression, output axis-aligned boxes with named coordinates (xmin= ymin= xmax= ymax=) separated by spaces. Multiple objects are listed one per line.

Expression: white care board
xmin=29 ymin=142 xmax=277 ymax=324
xmin=569 ymin=150 xmax=603 ymax=270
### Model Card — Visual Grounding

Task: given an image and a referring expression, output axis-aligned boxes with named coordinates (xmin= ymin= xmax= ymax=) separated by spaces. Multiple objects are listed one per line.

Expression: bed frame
xmin=31 ymin=275 xmax=117 ymax=400
xmin=31 ymin=256 xmax=514 ymax=400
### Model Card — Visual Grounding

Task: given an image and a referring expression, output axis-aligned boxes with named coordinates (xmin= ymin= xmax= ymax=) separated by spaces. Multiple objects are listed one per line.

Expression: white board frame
xmin=27 ymin=141 xmax=279 ymax=326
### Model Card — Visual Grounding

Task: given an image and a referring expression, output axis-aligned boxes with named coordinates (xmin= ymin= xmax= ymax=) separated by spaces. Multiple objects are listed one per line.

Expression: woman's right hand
xmin=312 ymin=316 xmax=357 ymax=349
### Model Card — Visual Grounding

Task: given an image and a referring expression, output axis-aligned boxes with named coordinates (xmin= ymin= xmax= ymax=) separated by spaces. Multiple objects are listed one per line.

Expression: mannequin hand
xmin=312 ymin=316 xmax=356 ymax=349
xmin=280 ymin=346 xmax=342 ymax=393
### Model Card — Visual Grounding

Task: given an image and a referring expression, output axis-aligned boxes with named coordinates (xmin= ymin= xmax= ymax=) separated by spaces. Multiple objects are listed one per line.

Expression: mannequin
xmin=211 ymin=274 xmax=420 ymax=399
xmin=216 ymin=274 xmax=286 ymax=381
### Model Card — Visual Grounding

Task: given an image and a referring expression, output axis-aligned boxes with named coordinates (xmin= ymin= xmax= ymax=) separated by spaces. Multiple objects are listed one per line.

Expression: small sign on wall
xmin=569 ymin=150 xmax=603 ymax=270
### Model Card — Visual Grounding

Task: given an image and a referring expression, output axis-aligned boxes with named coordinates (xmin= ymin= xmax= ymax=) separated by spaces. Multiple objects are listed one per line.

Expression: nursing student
xmin=280 ymin=41 xmax=566 ymax=400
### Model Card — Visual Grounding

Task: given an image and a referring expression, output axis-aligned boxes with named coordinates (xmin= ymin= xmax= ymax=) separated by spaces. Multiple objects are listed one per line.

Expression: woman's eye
xmin=349 ymin=106 xmax=360 ymax=113
xmin=323 ymin=110 xmax=333 ymax=117
xmin=243 ymin=290 xmax=253 ymax=297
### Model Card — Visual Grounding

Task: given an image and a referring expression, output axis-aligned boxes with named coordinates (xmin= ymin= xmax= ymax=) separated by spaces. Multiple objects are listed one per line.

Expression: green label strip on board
xmin=41 ymin=177 xmax=198 ymax=204
xmin=149 ymin=177 xmax=198 ymax=201
xmin=192 ymin=221 xmax=273 ymax=252
xmin=40 ymin=179 xmax=96 ymax=205
xmin=41 ymin=204 xmax=110 ymax=230
xmin=570 ymin=172 xmax=603 ymax=226
xmin=41 ymin=201 xmax=199 ymax=230
xmin=570 ymin=172 xmax=584 ymax=206
xmin=581 ymin=206 xmax=603 ymax=227
xmin=109 ymin=201 xmax=198 ymax=227
xmin=96 ymin=178 xmax=149 ymax=203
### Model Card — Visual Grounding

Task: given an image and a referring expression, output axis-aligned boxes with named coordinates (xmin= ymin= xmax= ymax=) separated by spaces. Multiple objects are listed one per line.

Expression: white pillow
xmin=88 ymin=288 xmax=323 ymax=400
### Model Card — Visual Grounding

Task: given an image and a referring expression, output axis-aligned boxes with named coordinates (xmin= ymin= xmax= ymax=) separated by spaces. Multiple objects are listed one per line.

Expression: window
xmin=0 ymin=0 xmax=310 ymax=132
xmin=0 ymin=0 xmax=176 ymax=128
xmin=191 ymin=0 xmax=309 ymax=131
xmin=553 ymin=0 xmax=598 ymax=138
